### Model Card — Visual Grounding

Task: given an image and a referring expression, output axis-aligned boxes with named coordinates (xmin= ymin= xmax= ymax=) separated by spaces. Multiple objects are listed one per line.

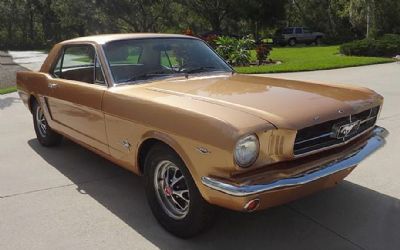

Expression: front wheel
xmin=288 ymin=38 xmax=296 ymax=46
xmin=144 ymin=144 xmax=215 ymax=238
xmin=32 ymin=101 xmax=63 ymax=147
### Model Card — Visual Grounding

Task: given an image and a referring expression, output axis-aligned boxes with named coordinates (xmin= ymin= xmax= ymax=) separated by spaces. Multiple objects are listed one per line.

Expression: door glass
xmin=295 ymin=28 xmax=302 ymax=34
xmin=59 ymin=46 xmax=95 ymax=84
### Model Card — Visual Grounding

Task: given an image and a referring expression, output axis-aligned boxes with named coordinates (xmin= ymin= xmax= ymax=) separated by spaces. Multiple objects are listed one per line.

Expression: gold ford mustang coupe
xmin=17 ymin=33 xmax=388 ymax=237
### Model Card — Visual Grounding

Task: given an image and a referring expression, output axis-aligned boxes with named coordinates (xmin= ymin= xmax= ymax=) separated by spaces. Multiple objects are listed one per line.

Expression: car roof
xmin=60 ymin=33 xmax=199 ymax=45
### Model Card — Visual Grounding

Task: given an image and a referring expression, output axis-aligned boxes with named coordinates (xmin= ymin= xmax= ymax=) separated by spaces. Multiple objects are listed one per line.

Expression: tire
xmin=32 ymin=100 xmax=63 ymax=147
xmin=144 ymin=143 xmax=215 ymax=238
xmin=288 ymin=38 xmax=296 ymax=46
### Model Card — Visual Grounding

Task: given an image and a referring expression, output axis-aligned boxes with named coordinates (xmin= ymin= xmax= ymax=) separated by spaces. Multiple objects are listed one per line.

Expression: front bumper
xmin=202 ymin=126 xmax=388 ymax=198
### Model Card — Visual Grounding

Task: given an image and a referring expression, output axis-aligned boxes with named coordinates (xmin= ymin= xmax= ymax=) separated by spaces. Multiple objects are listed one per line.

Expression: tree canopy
xmin=0 ymin=0 xmax=399 ymax=49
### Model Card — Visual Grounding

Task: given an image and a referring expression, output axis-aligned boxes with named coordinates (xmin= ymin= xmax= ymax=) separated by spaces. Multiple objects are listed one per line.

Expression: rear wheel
xmin=144 ymin=143 xmax=215 ymax=238
xmin=32 ymin=101 xmax=62 ymax=146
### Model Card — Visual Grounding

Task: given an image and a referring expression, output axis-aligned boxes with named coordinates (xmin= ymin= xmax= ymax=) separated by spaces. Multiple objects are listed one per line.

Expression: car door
xmin=46 ymin=44 xmax=109 ymax=154
xmin=294 ymin=27 xmax=305 ymax=42
xmin=302 ymin=28 xmax=314 ymax=43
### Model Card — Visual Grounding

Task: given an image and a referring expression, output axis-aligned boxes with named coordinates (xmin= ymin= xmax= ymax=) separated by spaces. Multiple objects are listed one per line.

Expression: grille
xmin=294 ymin=106 xmax=380 ymax=156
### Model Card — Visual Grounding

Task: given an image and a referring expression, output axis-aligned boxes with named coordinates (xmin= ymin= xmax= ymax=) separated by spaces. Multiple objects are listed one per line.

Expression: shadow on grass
xmin=28 ymin=138 xmax=400 ymax=250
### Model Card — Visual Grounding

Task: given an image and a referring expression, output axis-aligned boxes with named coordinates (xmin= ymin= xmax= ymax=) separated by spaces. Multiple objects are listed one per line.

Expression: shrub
xmin=203 ymin=34 xmax=218 ymax=48
xmin=255 ymin=43 xmax=272 ymax=65
xmin=215 ymin=36 xmax=255 ymax=66
xmin=215 ymin=36 xmax=237 ymax=61
xmin=340 ymin=34 xmax=400 ymax=57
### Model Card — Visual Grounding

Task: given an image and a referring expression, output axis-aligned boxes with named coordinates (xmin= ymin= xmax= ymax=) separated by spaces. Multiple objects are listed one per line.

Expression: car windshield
xmin=103 ymin=38 xmax=232 ymax=84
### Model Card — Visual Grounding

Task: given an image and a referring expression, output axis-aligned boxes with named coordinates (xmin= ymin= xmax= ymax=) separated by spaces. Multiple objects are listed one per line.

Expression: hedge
xmin=340 ymin=34 xmax=400 ymax=57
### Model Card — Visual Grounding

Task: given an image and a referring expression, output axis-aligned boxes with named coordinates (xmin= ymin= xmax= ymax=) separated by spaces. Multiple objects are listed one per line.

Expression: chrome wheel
xmin=154 ymin=160 xmax=190 ymax=220
xmin=35 ymin=105 xmax=47 ymax=137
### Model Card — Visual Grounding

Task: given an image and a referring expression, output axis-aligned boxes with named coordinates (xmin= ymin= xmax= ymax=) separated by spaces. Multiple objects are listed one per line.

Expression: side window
xmin=295 ymin=28 xmax=303 ymax=34
xmin=52 ymin=45 xmax=105 ymax=85
xmin=283 ymin=28 xmax=293 ymax=34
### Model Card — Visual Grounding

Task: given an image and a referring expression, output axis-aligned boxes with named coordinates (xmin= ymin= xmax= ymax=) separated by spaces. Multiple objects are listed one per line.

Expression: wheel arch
xmin=28 ymin=94 xmax=38 ymax=114
xmin=136 ymin=132 xmax=196 ymax=179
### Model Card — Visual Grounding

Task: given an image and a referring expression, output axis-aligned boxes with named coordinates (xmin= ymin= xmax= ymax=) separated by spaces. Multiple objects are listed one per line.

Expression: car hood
xmin=145 ymin=74 xmax=382 ymax=129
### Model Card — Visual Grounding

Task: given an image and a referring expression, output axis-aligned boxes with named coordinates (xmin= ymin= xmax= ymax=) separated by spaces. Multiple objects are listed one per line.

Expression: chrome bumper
xmin=201 ymin=126 xmax=388 ymax=197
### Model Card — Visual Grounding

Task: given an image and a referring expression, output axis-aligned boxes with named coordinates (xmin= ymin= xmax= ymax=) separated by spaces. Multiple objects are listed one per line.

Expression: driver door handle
xmin=48 ymin=83 xmax=58 ymax=89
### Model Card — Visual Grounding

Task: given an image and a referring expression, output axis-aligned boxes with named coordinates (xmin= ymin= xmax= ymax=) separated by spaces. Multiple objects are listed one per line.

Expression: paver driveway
xmin=0 ymin=62 xmax=399 ymax=250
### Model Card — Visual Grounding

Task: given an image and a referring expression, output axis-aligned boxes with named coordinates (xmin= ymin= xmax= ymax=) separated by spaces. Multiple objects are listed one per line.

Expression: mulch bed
xmin=0 ymin=51 xmax=30 ymax=89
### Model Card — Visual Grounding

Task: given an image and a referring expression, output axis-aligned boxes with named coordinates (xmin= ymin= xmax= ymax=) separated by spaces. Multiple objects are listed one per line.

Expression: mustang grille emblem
xmin=332 ymin=120 xmax=361 ymax=139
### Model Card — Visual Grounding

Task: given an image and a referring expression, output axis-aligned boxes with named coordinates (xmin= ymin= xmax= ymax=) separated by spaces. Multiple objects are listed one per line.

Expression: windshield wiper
xmin=125 ymin=71 xmax=183 ymax=83
xmin=184 ymin=66 xmax=219 ymax=74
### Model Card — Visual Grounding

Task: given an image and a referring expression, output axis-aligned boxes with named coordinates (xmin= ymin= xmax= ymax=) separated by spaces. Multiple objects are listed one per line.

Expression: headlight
xmin=234 ymin=134 xmax=259 ymax=168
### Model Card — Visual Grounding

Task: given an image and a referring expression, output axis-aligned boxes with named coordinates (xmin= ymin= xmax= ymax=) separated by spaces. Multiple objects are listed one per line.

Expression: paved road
xmin=8 ymin=51 xmax=48 ymax=71
xmin=0 ymin=52 xmax=29 ymax=89
xmin=1 ymin=62 xmax=399 ymax=250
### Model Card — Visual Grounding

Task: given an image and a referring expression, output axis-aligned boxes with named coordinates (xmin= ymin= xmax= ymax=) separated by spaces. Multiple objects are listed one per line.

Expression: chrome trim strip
xmin=294 ymin=132 xmax=332 ymax=145
xmin=360 ymin=116 xmax=376 ymax=124
xmin=201 ymin=126 xmax=388 ymax=197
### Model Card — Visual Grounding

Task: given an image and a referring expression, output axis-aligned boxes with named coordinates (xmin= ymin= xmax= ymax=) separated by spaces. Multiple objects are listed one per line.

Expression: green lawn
xmin=235 ymin=45 xmax=394 ymax=74
xmin=0 ymin=86 xmax=17 ymax=95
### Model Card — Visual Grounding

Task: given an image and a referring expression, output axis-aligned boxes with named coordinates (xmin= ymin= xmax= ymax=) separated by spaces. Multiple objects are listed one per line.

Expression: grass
xmin=0 ymin=86 xmax=17 ymax=95
xmin=235 ymin=45 xmax=395 ymax=74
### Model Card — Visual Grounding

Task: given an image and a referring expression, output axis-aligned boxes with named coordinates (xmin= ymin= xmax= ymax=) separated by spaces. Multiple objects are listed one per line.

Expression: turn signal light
xmin=244 ymin=199 xmax=260 ymax=212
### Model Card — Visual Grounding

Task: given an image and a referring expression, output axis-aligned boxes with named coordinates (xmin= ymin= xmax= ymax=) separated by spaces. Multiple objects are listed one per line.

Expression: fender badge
xmin=196 ymin=147 xmax=210 ymax=154
xmin=122 ymin=140 xmax=131 ymax=151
